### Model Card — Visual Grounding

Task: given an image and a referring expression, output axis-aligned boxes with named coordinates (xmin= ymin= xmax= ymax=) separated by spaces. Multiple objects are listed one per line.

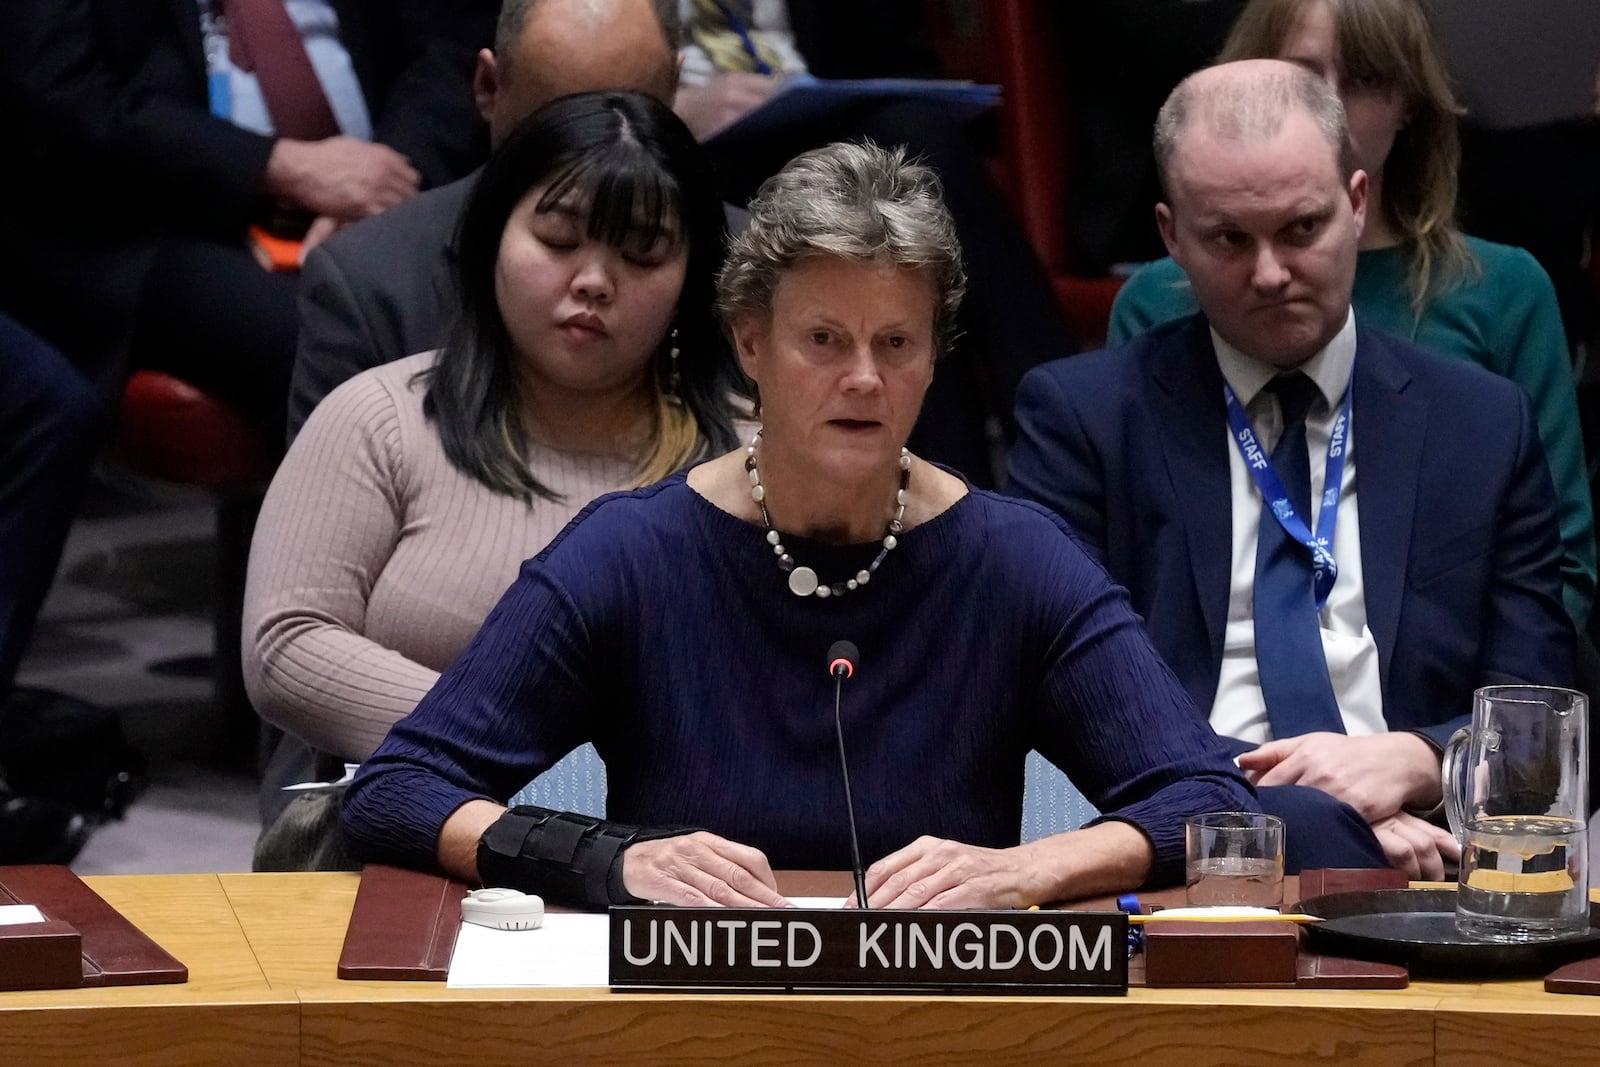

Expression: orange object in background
xmin=248 ymin=225 xmax=304 ymax=272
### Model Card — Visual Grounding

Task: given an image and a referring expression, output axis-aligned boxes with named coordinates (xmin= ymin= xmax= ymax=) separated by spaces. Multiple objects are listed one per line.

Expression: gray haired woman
xmin=343 ymin=141 xmax=1273 ymax=912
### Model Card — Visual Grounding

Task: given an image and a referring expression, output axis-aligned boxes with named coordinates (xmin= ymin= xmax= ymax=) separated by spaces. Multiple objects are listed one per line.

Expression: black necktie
xmin=1252 ymin=372 xmax=1345 ymax=738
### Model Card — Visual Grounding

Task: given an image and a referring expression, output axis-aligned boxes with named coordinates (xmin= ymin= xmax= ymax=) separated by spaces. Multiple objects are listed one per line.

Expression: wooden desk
xmin=2 ymin=874 xmax=297 ymax=1067
xmin=222 ymin=872 xmax=1449 ymax=1067
xmin=1435 ymin=975 xmax=1600 ymax=1065
xmin=11 ymin=873 xmax=1600 ymax=1067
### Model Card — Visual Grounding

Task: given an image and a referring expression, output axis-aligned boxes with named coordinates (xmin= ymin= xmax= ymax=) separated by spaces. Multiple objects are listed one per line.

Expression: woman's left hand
xmin=863 ymin=836 xmax=1045 ymax=909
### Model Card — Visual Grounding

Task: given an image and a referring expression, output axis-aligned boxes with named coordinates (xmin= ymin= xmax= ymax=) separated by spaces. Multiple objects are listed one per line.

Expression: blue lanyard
xmin=713 ymin=0 xmax=775 ymax=75
xmin=1222 ymin=372 xmax=1353 ymax=609
xmin=200 ymin=2 xmax=232 ymax=119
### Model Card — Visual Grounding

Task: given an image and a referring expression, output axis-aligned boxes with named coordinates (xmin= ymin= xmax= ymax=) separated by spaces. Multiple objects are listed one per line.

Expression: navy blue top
xmin=342 ymin=474 xmax=1256 ymax=885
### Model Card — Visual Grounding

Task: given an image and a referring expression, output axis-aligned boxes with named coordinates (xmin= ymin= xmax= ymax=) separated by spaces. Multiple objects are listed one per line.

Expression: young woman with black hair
xmin=244 ymin=92 xmax=749 ymax=793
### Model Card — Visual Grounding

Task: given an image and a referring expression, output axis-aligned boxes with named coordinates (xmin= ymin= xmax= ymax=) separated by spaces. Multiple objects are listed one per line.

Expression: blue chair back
xmin=508 ymin=746 xmax=1092 ymax=841
xmin=509 ymin=743 xmax=607 ymax=816
xmin=1021 ymin=750 xmax=1099 ymax=842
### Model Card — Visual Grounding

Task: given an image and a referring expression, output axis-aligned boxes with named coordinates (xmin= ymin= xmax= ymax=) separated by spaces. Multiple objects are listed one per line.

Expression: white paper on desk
xmin=0 ymin=904 xmax=46 ymax=926
xmin=448 ymin=913 xmax=610 ymax=988
xmin=787 ymin=896 xmax=846 ymax=909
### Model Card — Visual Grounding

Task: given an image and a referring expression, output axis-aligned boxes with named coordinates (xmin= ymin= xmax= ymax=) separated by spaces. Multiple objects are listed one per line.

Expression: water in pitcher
xmin=1457 ymin=815 xmax=1589 ymax=941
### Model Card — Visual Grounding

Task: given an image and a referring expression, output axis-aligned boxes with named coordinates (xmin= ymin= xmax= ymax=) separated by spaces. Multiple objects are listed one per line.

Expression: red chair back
xmin=115 ymin=371 xmax=272 ymax=491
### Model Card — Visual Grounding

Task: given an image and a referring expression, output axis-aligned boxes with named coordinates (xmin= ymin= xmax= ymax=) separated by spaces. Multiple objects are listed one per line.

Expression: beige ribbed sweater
xmin=242 ymin=351 xmax=642 ymax=761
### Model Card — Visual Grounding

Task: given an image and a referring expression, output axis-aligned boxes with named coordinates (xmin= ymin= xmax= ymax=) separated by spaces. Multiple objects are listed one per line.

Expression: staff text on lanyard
xmin=1223 ymin=375 xmax=1352 ymax=610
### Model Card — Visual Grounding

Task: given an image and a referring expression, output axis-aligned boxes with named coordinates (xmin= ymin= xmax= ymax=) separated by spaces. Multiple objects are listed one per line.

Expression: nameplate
xmin=608 ymin=907 xmax=1128 ymax=994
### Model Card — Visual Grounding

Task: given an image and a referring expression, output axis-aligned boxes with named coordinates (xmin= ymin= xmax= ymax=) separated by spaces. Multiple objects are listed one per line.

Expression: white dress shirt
xmin=1208 ymin=310 xmax=1387 ymax=744
xmin=677 ymin=0 xmax=810 ymax=86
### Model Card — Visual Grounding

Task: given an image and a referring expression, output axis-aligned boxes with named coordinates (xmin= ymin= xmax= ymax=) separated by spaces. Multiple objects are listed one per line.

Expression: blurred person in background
xmin=0 ymin=0 xmax=496 ymax=440
xmin=0 ymin=0 xmax=496 ymax=858
xmin=0 ymin=318 xmax=101 ymax=863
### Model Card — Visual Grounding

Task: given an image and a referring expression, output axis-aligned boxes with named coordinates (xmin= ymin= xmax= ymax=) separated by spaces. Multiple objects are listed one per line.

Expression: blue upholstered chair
xmin=508 ymin=743 xmax=607 ymax=816
xmin=1021 ymin=750 xmax=1099 ymax=842
xmin=508 ymin=746 xmax=1096 ymax=842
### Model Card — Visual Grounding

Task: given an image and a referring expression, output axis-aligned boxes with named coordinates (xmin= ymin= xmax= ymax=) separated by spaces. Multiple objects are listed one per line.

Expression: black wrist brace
xmin=475 ymin=806 xmax=698 ymax=909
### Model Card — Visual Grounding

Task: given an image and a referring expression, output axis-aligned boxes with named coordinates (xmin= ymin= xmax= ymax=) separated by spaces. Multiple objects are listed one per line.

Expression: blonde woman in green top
xmin=1108 ymin=0 xmax=1593 ymax=628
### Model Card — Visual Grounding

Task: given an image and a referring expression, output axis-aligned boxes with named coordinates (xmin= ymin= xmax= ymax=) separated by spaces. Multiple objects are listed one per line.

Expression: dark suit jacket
xmin=1007 ymin=315 xmax=1575 ymax=748
xmin=287 ymin=173 xmax=472 ymax=440
xmin=1064 ymin=1 xmax=1246 ymax=271
xmin=0 ymin=0 xmax=491 ymax=375
xmin=783 ymin=0 xmax=940 ymax=79
xmin=2 ymin=0 xmax=490 ymax=226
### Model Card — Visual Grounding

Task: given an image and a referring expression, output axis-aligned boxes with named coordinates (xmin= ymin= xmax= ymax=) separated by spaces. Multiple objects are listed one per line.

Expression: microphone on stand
xmin=827 ymin=640 xmax=869 ymax=909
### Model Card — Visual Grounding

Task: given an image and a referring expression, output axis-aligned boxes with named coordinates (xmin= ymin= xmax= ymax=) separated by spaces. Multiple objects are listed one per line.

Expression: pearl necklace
xmin=744 ymin=429 xmax=911 ymax=599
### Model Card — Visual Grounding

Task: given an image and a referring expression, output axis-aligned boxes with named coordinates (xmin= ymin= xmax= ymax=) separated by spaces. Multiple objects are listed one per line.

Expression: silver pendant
xmin=787 ymin=566 xmax=819 ymax=597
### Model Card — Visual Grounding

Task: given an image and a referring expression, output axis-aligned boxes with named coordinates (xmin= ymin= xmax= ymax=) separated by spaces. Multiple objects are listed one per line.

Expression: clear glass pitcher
xmin=1443 ymin=685 xmax=1589 ymax=942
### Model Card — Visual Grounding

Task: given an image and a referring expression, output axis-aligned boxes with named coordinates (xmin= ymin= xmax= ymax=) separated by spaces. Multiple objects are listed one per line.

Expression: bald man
xmin=286 ymin=0 xmax=681 ymax=441
xmin=1009 ymin=61 xmax=1572 ymax=878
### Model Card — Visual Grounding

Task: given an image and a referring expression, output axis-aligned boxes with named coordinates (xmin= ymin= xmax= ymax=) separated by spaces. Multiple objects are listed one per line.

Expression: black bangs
xmin=428 ymin=89 xmax=748 ymax=503
xmin=536 ymin=138 xmax=684 ymax=251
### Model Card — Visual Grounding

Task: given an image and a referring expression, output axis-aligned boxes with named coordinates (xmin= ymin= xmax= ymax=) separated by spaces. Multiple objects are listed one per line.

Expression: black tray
xmin=1295 ymin=889 xmax=1600 ymax=978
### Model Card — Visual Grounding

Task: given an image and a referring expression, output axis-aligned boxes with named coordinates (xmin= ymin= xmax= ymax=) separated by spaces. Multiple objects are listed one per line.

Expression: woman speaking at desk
xmin=343 ymin=142 xmax=1261 ymax=910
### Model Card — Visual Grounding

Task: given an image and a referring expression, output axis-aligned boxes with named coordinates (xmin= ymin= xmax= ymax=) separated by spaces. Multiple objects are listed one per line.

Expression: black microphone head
xmin=827 ymin=640 xmax=859 ymax=679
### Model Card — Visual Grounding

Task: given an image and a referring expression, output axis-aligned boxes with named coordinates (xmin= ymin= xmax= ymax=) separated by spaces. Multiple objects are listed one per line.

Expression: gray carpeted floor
xmin=15 ymin=479 xmax=258 ymax=874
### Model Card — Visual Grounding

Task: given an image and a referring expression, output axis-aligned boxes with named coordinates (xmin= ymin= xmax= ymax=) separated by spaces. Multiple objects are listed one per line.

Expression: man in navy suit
xmin=1009 ymin=60 xmax=1574 ymax=878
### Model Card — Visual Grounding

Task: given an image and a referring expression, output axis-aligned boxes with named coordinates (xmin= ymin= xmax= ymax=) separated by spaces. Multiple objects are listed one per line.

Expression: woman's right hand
xmin=622 ymin=831 xmax=789 ymax=907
